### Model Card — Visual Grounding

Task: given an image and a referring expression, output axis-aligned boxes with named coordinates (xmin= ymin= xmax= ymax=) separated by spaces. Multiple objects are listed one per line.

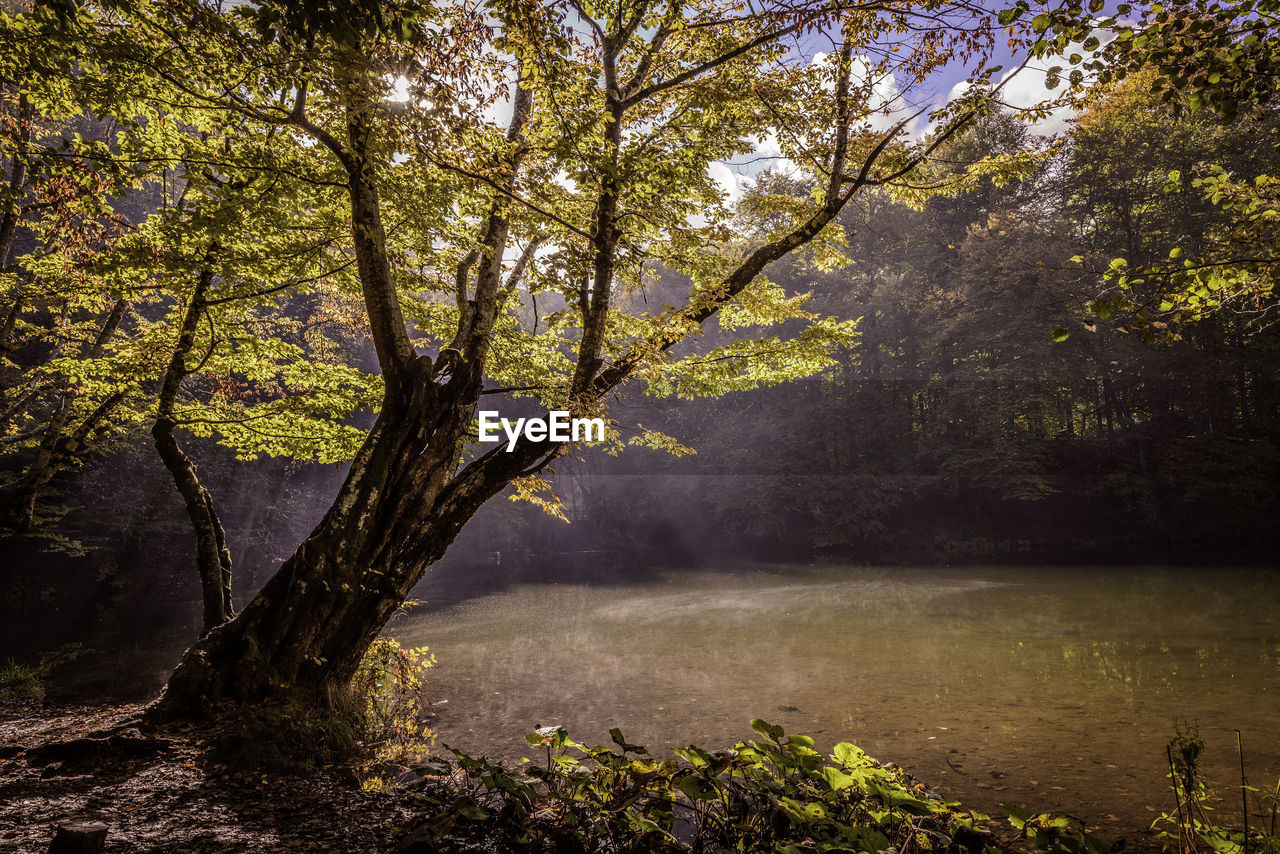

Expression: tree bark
xmin=0 ymin=94 xmax=33 ymax=353
xmin=0 ymin=94 xmax=31 ymax=271
xmin=152 ymin=263 xmax=234 ymax=635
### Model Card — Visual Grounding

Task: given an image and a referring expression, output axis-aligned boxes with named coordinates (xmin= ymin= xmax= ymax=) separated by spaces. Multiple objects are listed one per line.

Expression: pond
xmin=396 ymin=564 xmax=1280 ymax=840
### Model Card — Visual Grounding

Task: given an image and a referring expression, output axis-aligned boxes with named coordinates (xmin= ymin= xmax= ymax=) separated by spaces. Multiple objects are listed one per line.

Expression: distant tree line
xmin=474 ymin=78 xmax=1280 ymax=568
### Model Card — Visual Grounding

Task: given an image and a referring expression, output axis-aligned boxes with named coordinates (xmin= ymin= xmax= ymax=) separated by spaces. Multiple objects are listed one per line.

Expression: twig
xmin=1238 ymin=730 xmax=1249 ymax=854
xmin=1168 ymin=744 xmax=1188 ymax=854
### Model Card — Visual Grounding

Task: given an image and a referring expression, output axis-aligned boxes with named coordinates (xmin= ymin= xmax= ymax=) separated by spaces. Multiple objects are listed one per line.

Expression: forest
xmin=1 ymin=0 xmax=1278 ymax=851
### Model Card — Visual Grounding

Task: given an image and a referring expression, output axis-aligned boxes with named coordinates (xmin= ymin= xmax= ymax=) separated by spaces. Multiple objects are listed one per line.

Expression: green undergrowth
xmin=1001 ymin=804 xmax=1120 ymax=854
xmin=403 ymin=719 xmax=999 ymax=853
xmin=1148 ymin=726 xmax=1280 ymax=854
xmin=0 ymin=658 xmax=44 ymax=700
xmin=0 ymin=645 xmax=82 ymax=701
xmin=352 ymin=636 xmax=436 ymax=786
xmin=998 ymin=726 xmax=1280 ymax=854
xmin=209 ymin=637 xmax=436 ymax=773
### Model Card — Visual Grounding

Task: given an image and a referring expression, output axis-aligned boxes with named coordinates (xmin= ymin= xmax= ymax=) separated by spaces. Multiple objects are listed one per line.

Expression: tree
xmin=1030 ymin=0 xmax=1280 ymax=330
xmin=0 ymin=1 xmax=376 ymax=634
xmin=0 ymin=4 xmax=156 ymax=529
xmin=10 ymin=0 xmax=1019 ymax=716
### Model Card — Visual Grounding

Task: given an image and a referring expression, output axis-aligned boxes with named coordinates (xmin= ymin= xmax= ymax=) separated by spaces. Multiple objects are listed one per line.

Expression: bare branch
xmin=623 ymin=12 xmax=820 ymax=109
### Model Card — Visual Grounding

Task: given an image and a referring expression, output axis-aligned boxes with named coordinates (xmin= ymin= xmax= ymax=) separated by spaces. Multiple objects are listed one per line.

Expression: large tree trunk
xmin=152 ymin=370 xmax=548 ymax=716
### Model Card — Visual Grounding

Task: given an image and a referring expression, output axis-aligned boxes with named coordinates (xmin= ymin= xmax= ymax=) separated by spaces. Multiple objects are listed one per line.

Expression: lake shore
xmin=0 ymin=700 xmax=1136 ymax=854
xmin=402 ymin=564 xmax=1280 ymax=838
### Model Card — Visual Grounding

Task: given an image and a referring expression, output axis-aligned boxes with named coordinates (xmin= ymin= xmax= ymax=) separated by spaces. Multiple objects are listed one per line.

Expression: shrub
xmin=0 ymin=659 xmax=44 ymax=700
xmin=405 ymin=719 xmax=997 ymax=853
xmin=1151 ymin=726 xmax=1280 ymax=854
xmin=351 ymin=636 xmax=435 ymax=763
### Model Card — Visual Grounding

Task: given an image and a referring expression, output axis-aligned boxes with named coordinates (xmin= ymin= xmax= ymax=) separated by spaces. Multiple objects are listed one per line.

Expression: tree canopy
xmin=7 ymin=0 xmax=1275 ymax=719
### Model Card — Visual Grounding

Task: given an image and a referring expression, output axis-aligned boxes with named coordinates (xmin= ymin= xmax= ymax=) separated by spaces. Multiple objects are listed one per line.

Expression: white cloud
xmin=553 ymin=170 xmax=578 ymax=193
xmin=996 ymin=65 xmax=1079 ymax=136
xmin=943 ymin=27 xmax=1116 ymax=138
xmin=707 ymin=161 xmax=745 ymax=204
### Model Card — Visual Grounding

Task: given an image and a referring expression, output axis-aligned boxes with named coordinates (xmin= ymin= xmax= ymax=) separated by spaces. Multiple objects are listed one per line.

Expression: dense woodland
xmin=1 ymin=0 xmax=1279 ymax=849
xmin=0 ymin=0 xmax=1276 ymax=681
xmin=501 ymin=91 xmax=1280 ymax=571
xmin=7 ymin=73 xmax=1280 ymax=657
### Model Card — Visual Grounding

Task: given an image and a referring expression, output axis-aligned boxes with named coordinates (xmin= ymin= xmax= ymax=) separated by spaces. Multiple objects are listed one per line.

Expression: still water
xmin=396 ymin=565 xmax=1280 ymax=839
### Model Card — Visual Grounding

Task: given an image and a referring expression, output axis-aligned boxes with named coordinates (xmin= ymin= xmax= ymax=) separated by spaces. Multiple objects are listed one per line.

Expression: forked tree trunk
xmin=152 ymin=369 xmax=543 ymax=716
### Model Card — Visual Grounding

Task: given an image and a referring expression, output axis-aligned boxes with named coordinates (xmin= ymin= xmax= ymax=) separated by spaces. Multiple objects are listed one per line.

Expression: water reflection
xmin=398 ymin=565 xmax=1280 ymax=839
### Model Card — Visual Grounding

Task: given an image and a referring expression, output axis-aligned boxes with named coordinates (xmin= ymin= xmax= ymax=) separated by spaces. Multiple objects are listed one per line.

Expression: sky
xmin=706 ymin=29 xmax=1100 ymax=204
xmin=389 ymin=9 xmax=1106 ymax=234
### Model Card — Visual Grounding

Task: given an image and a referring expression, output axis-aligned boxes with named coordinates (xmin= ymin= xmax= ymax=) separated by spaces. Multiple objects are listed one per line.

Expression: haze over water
xmin=399 ymin=565 xmax=1280 ymax=838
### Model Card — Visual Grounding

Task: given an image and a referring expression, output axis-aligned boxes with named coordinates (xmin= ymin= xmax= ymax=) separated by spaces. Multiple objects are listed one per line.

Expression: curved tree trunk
xmin=153 ymin=366 xmax=550 ymax=716
xmin=152 ymin=263 xmax=234 ymax=635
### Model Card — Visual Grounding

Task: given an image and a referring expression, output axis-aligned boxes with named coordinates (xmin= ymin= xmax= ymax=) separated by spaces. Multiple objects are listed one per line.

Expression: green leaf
xmin=866 ymin=780 xmax=936 ymax=815
xmin=412 ymin=759 xmax=452 ymax=776
xmin=451 ymin=796 xmax=490 ymax=821
xmin=749 ymin=718 xmax=785 ymax=741
xmin=833 ymin=742 xmax=863 ymax=765
xmin=675 ymin=774 xmax=719 ymax=801
xmin=1002 ymin=802 xmax=1034 ymax=828
xmin=822 ymin=766 xmax=856 ymax=790
xmin=610 ymin=727 xmax=648 ymax=754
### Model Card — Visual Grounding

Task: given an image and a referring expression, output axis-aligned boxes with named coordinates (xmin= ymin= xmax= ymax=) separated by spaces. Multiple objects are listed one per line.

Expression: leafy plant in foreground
xmin=1151 ymin=727 xmax=1280 ymax=854
xmin=1002 ymin=804 xmax=1118 ymax=854
xmin=405 ymin=719 xmax=996 ymax=853
xmin=351 ymin=636 xmax=436 ymax=767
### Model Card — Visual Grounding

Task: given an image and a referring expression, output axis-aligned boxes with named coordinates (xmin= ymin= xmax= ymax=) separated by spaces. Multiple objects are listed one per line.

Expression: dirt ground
xmin=0 ymin=701 xmax=424 ymax=853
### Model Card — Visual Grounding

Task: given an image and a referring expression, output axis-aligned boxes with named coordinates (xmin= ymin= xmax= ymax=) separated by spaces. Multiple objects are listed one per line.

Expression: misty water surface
xmin=398 ymin=565 xmax=1280 ymax=838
